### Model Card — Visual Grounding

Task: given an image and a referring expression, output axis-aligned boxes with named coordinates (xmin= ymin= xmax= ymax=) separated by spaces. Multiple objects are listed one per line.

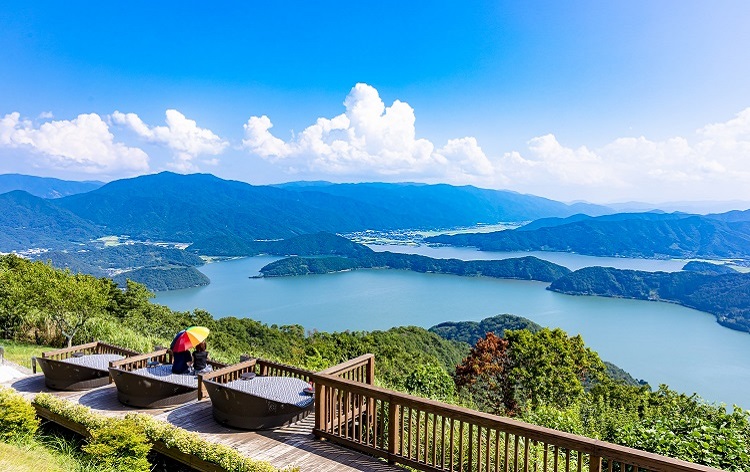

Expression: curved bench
xmin=109 ymin=349 xmax=225 ymax=408
xmin=35 ymin=341 xmax=140 ymax=391
xmin=202 ymin=358 xmax=315 ymax=430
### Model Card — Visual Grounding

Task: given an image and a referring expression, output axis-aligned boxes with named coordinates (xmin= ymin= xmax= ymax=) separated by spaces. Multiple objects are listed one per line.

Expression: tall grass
xmin=0 ymin=339 xmax=51 ymax=368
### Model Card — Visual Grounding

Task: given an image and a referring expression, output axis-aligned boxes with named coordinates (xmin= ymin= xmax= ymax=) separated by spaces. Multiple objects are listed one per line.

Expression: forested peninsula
xmin=549 ymin=267 xmax=750 ymax=332
xmin=258 ymin=249 xmax=571 ymax=282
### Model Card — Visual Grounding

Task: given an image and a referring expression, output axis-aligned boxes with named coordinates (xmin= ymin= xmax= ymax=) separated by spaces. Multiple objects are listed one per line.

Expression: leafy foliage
xmin=455 ymin=329 xmax=605 ymax=415
xmin=82 ymin=418 xmax=151 ymax=472
xmin=33 ymin=395 xmax=285 ymax=472
xmin=0 ymin=387 xmax=39 ymax=441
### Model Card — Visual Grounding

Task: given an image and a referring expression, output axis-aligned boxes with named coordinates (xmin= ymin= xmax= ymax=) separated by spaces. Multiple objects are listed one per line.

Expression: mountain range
xmin=0 ymin=172 xmax=613 ymax=253
xmin=427 ymin=211 xmax=750 ymax=260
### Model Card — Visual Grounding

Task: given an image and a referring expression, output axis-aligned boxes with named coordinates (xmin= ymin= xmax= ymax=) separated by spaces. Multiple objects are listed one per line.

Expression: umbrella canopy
xmin=170 ymin=326 xmax=210 ymax=353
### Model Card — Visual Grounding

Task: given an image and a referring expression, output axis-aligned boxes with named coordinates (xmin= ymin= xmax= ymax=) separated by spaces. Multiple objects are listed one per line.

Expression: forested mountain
xmin=428 ymin=213 xmax=750 ymax=259
xmin=276 ymin=181 xmax=611 ymax=225
xmin=259 ymin=250 xmax=571 ymax=282
xmin=549 ymin=267 xmax=750 ymax=332
xmin=42 ymin=172 xmax=610 ymax=245
xmin=0 ymin=190 xmax=104 ymax=252
xmin=0 ymin=173 xmax=102 ymax=198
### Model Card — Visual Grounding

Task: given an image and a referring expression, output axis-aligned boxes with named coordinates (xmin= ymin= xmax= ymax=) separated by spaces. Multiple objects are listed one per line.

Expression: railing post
xmin=388 ymin=398 xmax=400 ymax=464
xmin=589 ymin=455 xmax=602 ymax=472
xmin=366 ymin=355 xmax=375 ymax=385
xmin=314 ymin=380 xmax=325 ymax=437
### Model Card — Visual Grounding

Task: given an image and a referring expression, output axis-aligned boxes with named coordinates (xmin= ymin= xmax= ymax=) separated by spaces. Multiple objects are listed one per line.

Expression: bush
xmin=128 ymin=413 xmax=283 ymax=472
xmin=83 ymin=417 xmax=151 ymax=472
xmin=0 ymin=387 xmax=39 ymax=441
xmin=33 ymin=395 xmax=287 ymax=472
xmin=404 ymin=363 xmax=455 ymax=401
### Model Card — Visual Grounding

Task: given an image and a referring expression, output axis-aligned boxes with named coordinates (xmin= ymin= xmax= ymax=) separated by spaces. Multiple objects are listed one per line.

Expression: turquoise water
xmin=154 ymin=251 xmax=750 ymax=408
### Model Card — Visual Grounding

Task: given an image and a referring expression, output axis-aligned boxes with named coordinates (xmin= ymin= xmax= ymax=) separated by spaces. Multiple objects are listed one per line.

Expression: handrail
xmin=318 ymin=353 xmax=374 ymax=385
xmin=311 ymin=373 xmax=727 ymax=472
xmin=110 ymin=349 xmax=170 ymax=370
xmin=42 ymin=341 xmax=99 ymax=359
xmin=40 ymin=341 xmax=141 ymax=362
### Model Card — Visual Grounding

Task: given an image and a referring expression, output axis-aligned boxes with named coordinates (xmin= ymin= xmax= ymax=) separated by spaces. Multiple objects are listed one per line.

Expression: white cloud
xmin=0 ymin=112 xmax=149 ymax=174
xmin=112 ymin=109 xmax=228 ymax=171
xmin=500 ymin=107 xmax=750 ymax=201
xmin=38 ymin=111 xmax=54 ymax=119
xmin=243 ymin=83 xmax=491 ymax=180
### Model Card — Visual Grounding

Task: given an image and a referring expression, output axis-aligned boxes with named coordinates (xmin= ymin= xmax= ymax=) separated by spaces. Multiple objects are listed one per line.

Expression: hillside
xmin=189 ymin=231 xmax=373 ymax=257
xmin=428 ymin=213 xmax=750 ymax=260
xmin=259 ymin=249 xmax=571 ymax=282
xmin=0 ymin=173 xmax=102 ymax=198
xmin=112 ymin=266 xmax=210 ymax=291
xmin=549 ymin=267 xmax=750 ymax=332
xmin=31 ymin=243 xmax=205 ymax=283
xmin=0 ymin=190 xmax=104 ymax=252
xmin=277 ymin=181 xmax=611 ymax=225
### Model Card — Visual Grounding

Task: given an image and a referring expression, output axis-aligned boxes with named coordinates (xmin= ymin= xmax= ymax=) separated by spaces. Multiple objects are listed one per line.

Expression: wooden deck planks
xmin=3 ymin=374 xmax=403 ymax=471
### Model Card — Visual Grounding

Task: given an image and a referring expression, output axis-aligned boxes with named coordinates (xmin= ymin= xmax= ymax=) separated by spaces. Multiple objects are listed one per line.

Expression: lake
xmin=154 ymin=247 xmax=750 ymax=408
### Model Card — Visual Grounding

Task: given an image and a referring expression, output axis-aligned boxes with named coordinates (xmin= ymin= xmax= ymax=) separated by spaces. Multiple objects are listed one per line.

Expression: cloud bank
xmin=240 ymin=83 xmax=750 ymax=202
xmin=112 ymin=109 xmax=228 ymax=171
xmin=0 ymin=112 xmax=148 ymax=174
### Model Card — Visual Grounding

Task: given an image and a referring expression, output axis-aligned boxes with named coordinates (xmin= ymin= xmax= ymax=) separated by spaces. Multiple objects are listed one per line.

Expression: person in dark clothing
xmin=192 ymin=341 xmax=212 ymax=375
xmin=171 ymin=349 xmax=192 ymax=374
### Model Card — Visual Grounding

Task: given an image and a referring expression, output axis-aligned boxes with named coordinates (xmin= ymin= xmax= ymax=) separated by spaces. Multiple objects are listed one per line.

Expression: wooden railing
xmin=199 ymin=357 xmax=314 ymax=400
xmin=312 ymin=362 xmax=725 ymax=472
xmin=110 ymin=348 xmax=171 ymax=371
xmin=318 ymin=353 xmax=375 ymax=384
xmin=33 ymin=341 xmax=141 ymax=373
xmin=41 ymin=341 xmax=141 ymax=361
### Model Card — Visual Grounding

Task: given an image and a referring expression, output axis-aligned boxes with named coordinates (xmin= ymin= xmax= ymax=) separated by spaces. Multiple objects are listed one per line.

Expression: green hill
xmin=428 ymin=213 xmax=750 ymax=260
xmin=0 ymin=190 xmax=104 ymax=252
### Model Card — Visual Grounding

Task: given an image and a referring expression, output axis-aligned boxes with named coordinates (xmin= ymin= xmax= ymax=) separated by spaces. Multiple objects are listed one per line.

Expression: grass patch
xmin=0 ymin=339 xmax=52 ymax=369
xmin=0 ymin=438 xmax=94 ymax=472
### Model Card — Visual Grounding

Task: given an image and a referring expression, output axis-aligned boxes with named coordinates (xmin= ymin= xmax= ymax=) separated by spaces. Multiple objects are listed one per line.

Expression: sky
xmin=1 ymin=1 xmax=750 ymax=205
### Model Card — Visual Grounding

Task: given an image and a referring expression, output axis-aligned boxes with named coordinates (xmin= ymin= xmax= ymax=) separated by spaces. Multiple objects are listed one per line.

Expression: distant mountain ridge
xmin=46 ymin=172 xmax=614 ymax=247
xmin=0 ymin=173 xmax=102 ymax=198
xmin=275 ymin=181 xmax=612 ymax=226
xmin=427 ymin=212 xmax=750 ymax=260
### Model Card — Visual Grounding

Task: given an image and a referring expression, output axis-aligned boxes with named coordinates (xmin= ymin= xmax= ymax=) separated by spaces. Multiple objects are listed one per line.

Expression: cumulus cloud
xmin=243 ymin=83 xmax=492 ymax=180
xmin=0 ymin=112 xmax=148 ymax=174
xmin=112 ymin=109 xmax=228 ymax=171
xmin=500 ymin=107 xmax=750 ymax=201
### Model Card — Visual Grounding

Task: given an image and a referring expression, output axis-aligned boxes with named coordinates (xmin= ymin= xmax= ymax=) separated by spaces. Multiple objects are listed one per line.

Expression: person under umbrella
xmin=170 ymin=326 xmax=210 ymax=375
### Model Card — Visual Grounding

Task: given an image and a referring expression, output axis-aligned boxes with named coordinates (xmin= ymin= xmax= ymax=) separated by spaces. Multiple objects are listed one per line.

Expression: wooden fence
xmin=311 ymin=355 xmax=725 ymax=472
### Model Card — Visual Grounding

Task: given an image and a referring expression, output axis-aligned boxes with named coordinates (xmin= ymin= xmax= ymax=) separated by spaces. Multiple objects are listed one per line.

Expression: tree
xmin=505 ymin=328 xmax=605 ymax=410
xmin=43 ymin=270 xmax=110 ymax=347
xmin=454 ymin=332 xmax=516 ymax=414
xmin=454 ymin=328 xmax=606 ymax=416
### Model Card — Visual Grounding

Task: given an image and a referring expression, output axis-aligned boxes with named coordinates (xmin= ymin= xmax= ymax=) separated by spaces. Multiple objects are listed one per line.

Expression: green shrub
xmin=0 ymin=387 xmax=39 ymax=441
xmin=83 ymin=417 xmax=151 ymax=472
xmin=128 ymin=413 xmax=286 ymax=472
xmin=404 ymin=363 xmax=455 ymax=401
xmin=33 ymin=395 xmax=287 ymax=472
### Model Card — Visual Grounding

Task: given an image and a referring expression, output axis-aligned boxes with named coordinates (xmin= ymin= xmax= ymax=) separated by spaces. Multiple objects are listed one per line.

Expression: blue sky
xmin=1 ymin=1 xmax=750 ymax=203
